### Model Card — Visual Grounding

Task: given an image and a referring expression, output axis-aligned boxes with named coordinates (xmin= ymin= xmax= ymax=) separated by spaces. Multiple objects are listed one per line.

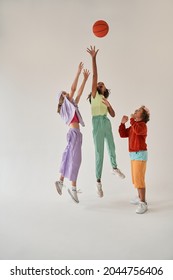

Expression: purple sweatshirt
xmin=59 ymin=96 xmax=85 ymax=127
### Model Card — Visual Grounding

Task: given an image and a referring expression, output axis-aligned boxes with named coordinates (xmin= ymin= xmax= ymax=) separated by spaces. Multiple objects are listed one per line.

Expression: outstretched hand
xmin=83 ymin=69 xmax=90 ymax=80
xmin=87 ymin=46 xmax=99 ymax=58
xmin=77 ymin=62 xmax=84 ymax=74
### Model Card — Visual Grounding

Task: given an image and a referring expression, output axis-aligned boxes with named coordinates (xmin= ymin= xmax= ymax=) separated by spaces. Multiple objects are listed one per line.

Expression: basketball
xmin=92 ymin=20 xmax=109 ymax=38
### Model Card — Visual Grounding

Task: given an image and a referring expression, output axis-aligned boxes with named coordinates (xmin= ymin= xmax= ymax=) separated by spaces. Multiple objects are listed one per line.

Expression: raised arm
xmin=75 ymin=69 xmax=90 ymax=104
xmin=87 ymin=46 xmax=99 ymax=98
xmin=69 ymin=62 xmax=83 ymax=101
xmin=119 ymin=116 xmax=130 ymax=138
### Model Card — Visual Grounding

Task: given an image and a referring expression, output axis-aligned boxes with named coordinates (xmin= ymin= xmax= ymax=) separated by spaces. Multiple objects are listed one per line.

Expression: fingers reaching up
xmin=87 ymin=46 xmax=99 ymax=58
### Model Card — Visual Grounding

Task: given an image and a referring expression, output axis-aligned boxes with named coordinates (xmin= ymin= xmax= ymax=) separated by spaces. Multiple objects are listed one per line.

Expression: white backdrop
xmin=0 ymin=0 xmax=173 ymax=260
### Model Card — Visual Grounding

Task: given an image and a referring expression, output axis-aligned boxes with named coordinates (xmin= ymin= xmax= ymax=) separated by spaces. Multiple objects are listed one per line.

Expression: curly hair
xmin=141 ymin=106 xmax=150 ymax=123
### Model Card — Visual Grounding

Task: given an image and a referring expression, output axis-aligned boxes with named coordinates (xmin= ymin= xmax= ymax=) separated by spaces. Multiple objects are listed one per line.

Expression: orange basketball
xmin=92 ymin=20 xmax=109 ymax=38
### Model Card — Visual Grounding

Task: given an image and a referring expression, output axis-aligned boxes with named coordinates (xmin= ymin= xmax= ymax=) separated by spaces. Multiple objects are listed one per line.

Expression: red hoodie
xmin=119 ymin=118 xmax=147 ymax=152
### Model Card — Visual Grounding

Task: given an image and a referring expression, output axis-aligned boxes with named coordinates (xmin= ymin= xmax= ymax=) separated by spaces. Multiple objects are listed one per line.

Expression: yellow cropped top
xmin=91 ymin=92 xmax=108 ymax=116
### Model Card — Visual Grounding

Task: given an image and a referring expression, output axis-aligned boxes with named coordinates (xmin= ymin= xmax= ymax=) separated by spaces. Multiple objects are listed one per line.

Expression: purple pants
xmin=59 ymin=128 xmax=82 ymax=182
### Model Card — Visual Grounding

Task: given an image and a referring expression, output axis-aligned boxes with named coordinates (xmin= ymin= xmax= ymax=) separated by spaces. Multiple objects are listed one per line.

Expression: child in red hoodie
xmin=119 ymin=106 xmax=150 ymax=214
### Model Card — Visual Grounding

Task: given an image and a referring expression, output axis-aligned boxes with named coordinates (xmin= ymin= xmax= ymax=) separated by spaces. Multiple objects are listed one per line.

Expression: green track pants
xmin=92 ymin=115 xmax=117 ymax=180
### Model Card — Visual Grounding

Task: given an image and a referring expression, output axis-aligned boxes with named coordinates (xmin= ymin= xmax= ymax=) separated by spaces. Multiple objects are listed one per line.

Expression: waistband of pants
xmin=68 ymin=127 xmax=81 ymax=132
xmin=92 ymin=115 xmax=108 ymax=119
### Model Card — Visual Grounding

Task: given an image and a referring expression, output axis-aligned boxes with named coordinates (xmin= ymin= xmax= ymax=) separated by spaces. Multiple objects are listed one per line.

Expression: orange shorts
xmin=131 ymin=160 xmax=147 ymax=189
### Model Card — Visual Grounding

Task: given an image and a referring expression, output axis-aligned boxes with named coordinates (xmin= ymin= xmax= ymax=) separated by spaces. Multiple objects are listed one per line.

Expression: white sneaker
xmin=96 ymin=182 xmax=103 ymax=197
xmin=68 ymin=188 xmax=79 ymax=203
xmin=55 ymin=181 xmax=63 ymax=195
xmin=136 ymin=201 xmax=148 ymax=214
xmin=112 ymin=168 xmax=125 ymax=179
xmin=130 ymin=197 xmax=140 ymax=205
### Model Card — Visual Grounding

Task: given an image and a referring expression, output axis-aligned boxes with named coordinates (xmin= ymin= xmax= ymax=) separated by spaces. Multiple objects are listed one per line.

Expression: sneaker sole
xmin=55 ymin=182 xmax=62 ymax=195
xmin=136 ymin=210 xmax=148 ymax=214
xmin=136 ymin=208 xmax=148 ymax=214
xmin=68 ymin=189 xmax=79 ymax=203
xmin=111 ymin=171 xmax=125 ymax=179
xmin=97 ymin=191 xmax=104 ymax=198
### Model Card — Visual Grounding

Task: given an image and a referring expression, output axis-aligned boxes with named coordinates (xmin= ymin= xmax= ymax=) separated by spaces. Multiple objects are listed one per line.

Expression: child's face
xmin=97 ymin=82 xmax=106 ymax=93
xmin=134 ymin=107 xmax=144 ymax=121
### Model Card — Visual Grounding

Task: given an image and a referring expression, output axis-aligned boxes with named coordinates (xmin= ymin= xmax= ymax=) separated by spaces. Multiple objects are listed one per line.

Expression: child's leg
xmin=92 ymin=117 xmax=105 ymax=182
xmin=137 ymin=188 xmax=146 ymax=202
xmin=131 ymin=160 xmax=146 ymax=194
xmin=60 ymin=175 xmax=64 ymax=182
xmin=105 ymin=118 xmax=117 ymax=168
xmin=131 ymin=160 xmax=148 ymax=213
xmin=93 ymin=132 xmax=104 ymax=196
xmin=105 ymin=118 xmax=125 ymax=178
xmin=136 ymin=187 xmax=147 ymax=214
xmin=57 ymin=128 xmax=82 ymax=200
xmin=72 ymin=181 xmax=76 ymax=187
xmin=94 ymin=136 xmax=104 ymax=181
xmin=60 ymin=128 xmax=82 ymax=182
xmin=66 ymin=129 xmax=82 ymax=204
xmin=131 ymin=160 xmax=147 ymax=201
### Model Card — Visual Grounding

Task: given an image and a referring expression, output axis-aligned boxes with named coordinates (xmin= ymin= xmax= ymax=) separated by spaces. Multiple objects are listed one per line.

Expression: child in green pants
xmin=87 ymin=46 xmax=125 ymax=197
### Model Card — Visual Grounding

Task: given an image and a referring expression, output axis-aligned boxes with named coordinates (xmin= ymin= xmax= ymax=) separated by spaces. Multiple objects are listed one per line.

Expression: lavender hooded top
xmin=57 ymin=91 xmax=85 ymax=127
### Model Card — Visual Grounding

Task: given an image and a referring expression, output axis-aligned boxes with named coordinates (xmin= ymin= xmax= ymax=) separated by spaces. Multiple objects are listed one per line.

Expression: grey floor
xmin=0 ymin=160 xmax=173 ymax=260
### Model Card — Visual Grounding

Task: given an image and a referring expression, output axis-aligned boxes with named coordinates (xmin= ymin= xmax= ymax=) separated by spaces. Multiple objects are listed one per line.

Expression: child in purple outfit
xmin=55 ymin=62 xmax=90 ymax=203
